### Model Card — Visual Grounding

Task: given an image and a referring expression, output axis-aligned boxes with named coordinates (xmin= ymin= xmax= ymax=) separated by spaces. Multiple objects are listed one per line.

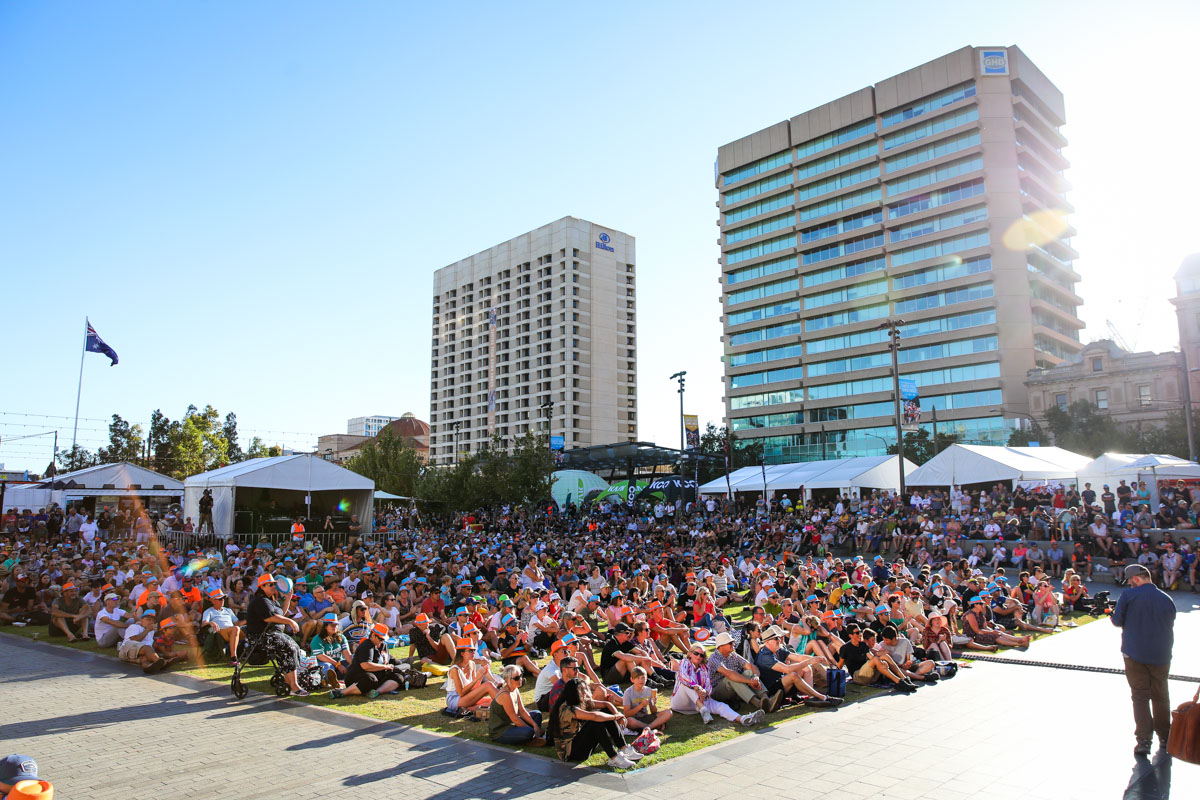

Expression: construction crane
xmin=1106 ymin=319 xmax=1132 ymax=352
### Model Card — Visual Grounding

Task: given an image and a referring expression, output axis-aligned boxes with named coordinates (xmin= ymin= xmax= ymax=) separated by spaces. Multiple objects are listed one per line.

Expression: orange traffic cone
xmin=5 ymin=780 xmax=53 ymax=800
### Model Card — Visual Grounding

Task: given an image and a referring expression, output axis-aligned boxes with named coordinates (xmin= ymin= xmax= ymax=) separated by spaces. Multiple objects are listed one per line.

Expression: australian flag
xmin=85 ymin=319 xmax=119 ymax=366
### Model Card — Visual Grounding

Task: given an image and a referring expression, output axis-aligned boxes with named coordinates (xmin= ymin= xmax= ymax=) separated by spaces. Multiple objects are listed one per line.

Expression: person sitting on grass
xmin=708 ymin=630 xmax=767 ymax=710
xmin=630 ymin=621 xmax=679 ymax=689
xmin=622 ymin=665 xmax=673 ymax=732
xmin=836 ymin=625 xmax=915 ymax=692
xmin=152 ymin=617 xmax=192 ymax=670
xmin=446 ymin=636 xmax=497 ymax=718
xmin=549 ymin=676 xmax=642 ymax=769
xmin=490 ymin=664 xmax=545 ymax=746
xmin=118 ymin=608 xmax=168 ymax=674
xmin=311 ymin=612 xmax=352 ymax=689
xmin=961 ymin=595 xmax=1030 ymax=649
xmin=670 ymin=643 xmax=765 ymax=726
xmin=755 ymin=625 xmax=841 ymax=712
xmin=331 ymin=622 xmax=403 ymax=699
xmin=94 ymin=592 xmax=133 ymax=649
xmin=921 ymin=610 xmax=954 ymax=661
xmin=1061 ymin=574 xmax=1089 ymax=613
xmin=1030 ymin=581 xmax=1062 ymax=627
xmin=341 ymin=601 xmax=375 ymax=649
xmin=408 ymin=612 xmax=456 ymax=676
xmin=646 ymin=601 xmax=691 ymax=655
xmin=48 ymin=583 xmax=89 ymax=642
xmin=877 ymin=625 xmax=938 ymax=683
xmin=201 ymin=588 xmax=242 ymax=665
xmin=527 ymin=601 xmax=560 ymax=653
xmin=497 ymin=614 xmax=541 ymax=678
xmin=599 ymin=622 xmax=653 ymax=685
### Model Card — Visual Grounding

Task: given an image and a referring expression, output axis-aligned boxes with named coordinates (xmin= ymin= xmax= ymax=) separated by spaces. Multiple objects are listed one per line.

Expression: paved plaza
xmin=4 ymin=590 xmax=1199 ymax=800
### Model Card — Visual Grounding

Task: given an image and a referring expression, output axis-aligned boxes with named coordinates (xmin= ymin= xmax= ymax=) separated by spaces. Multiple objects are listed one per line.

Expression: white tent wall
xmin=1 ymin=486 xmax=62 ymax=511
xmin=906 ymin=444 xmax=1089 ymax=487
xmin=699 ymin=456 xmax=915 ymax=498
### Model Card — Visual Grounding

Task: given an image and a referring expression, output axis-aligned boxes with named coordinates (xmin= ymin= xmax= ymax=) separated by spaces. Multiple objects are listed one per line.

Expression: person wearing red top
xmin=647 ymin=602 xmax=691 ymax=655
xmin=420 ymin=592 xmax=447 ymax=626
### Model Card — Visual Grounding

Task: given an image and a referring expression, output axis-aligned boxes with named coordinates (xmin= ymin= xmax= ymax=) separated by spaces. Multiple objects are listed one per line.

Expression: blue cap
xmin=805 ymin=594 xmax=819 ymax=603
xmin=501 ymin=614 xmax=516 ymax=626
xmin=0 ymin=755 xmax=38 ymax=785
xmin=321 ymin=612 xmax=339 ymax=623
xmin=875 ymin=605 xmax=888 ymax=614
xmin=455 ymin=607 xmax=468 ymax=616
xmin=589 ymin=595 xmax=601 ymax=602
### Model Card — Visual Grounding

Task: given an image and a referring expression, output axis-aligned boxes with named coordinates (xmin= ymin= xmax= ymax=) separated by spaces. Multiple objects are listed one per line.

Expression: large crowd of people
xmin=1 ymin=477 xmax=1197 ymax=769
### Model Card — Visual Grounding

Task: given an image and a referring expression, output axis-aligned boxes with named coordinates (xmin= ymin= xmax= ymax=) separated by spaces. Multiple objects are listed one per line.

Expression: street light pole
xmin=540 ymin=398 xmax=554 ymax=499
xmin=931 ymin=408 xmax=939 ymax=456
xmin=879 ymin=318 xmax=907 ymax=499
xmin=819 ymin=423 xmax=827 ymax=460
xmin=669 ymin=372 xmax=687 ymax=452
xmin=450 ymin=421 xmax=461 ymax=466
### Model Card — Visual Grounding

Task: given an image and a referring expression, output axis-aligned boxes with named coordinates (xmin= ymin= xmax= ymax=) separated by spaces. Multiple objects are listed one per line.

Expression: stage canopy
xmin=183 ymin=455 xmax=373 ymax=537
xmin=698 ymin=455 xmax=916 ymax=496
xmin=906 ymin=444 xmax=1089 ymax=487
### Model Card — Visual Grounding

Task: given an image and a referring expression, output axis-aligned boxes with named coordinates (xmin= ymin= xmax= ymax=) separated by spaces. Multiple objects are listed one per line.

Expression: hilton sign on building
xmin=429 ymin=217 xmax=638 ymax=464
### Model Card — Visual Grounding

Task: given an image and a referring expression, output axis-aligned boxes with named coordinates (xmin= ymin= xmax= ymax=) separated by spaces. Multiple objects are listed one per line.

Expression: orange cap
xmin=371 ymin=622 xmax=388 ymax=638
xmin=256 ymin=573 xmax=274 ymax=588
xmin=414 ymin=613 xmax=429 ymax=625
xmin=6 ymin=780 xmax=54 ymax=800
xmin=454 ymin=637 xmax=473 ymax=650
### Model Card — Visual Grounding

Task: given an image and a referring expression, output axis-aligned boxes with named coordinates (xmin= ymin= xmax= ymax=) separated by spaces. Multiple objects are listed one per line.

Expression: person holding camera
xmin=1112 ymin=564 xmax=1176 ymax=755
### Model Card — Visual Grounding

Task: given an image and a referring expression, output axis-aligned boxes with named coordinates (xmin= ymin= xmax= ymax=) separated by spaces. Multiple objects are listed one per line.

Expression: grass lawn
xmin=2 ymin=621 xmax=881 ymax=771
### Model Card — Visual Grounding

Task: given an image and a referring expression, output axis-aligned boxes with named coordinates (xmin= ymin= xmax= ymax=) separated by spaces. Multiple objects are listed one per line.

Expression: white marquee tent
xmin=906 ymin=444 xmax=1090 ymax=487
xmin=698 ymin=455 xmax=916 ymax=498
xmin=3 ymin=462 xmax=182 ymax=511
xmin=183 ymin=455 xmax=374 ymax=537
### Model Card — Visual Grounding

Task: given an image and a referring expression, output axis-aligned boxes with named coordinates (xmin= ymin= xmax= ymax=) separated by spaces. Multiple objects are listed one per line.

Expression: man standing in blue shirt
xmin=1111 ymin=563 xmax=1176 ymax=755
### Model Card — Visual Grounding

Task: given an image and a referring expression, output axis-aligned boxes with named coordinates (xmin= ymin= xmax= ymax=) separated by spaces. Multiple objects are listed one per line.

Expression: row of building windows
xmin=882 ymin=105 xmax=979 ymax=151
xmin=807 ymin=350 xmax=890 ymax=377
xmin=795 ymin=118 xmax=878 ymax=159
xmin=801 ymin=255 xmax=885 ymax=289
xmin=728 ymin=342 xmax=804 ymax=368
xmin=725 ymin=232 xmax=796 ymax=265
xmin=885 ymin=154 xmax=982 ymax=198
xmin=727 ymin=298 xmax=800 ymax=327
xmin=805 ymin=300 xmax=889 ymax=332
xmin=796 ymin=141 xmax=875 ymax=181
xmin=880 ymin=81 xmax=976 ymax=128
xmin=893 ymin=281 xmax=994 ymax=314
xmin=796 ymin=163 xmax=877 ymax=203
xmin=731 ymin=411 xmax=804 ymax=431
xmin=748 ymin=415 xmax=1015 ymax=463
xmin=726 ymin=212 xmax=796 ymax=245
xmin=900 ymin=307 xmax=996 ymax=338
xmin=808 ymin=388 xmax=1003 ymax=424
xmin=801 ymin=231 xmax=883 ymax=266
xmin=799 ymin=186 xmax=881 ymax=223
xmin=805 ymin=277 xmax=888 ymax=310
xmin=725 ymin=192 xmax=793 ymax=225
xmin=894 ymin=255 xmax=991 ymax=291
xmin=728 ymin=319 xmax=804 ymax=347
xmin=806 ymin=360 xmax=1001 ymax=401
xmin=805 ymin=327 xmax=888 ymax=355
xmin=887 ymin=178 xmax=985 ymax=219
xmin=726 ymin=276 xmax=798 ymax=307
xmin=801 ymin=207 xmax=882 ymax=244
xmin=889 ymin=204 xmax=988 ymax=243
xmin=884 ymin=130 xmax=981 ymax=174
xmin=896 ymin=334 xmax=998 ymax=364
xmin=726 ymin=254 xmax=796 ymax=286
xmin=729 ymin=364 xmax=804 ymax=389
xmin=723 ymin=171 xmax=793 ymax=205
xmin=723 ymin=150 xmax=792 ymax=187
xmin=891 ymin=229 xmax=990 ymax=266
xmin=729 ymin=387 xmax=805 ymax=410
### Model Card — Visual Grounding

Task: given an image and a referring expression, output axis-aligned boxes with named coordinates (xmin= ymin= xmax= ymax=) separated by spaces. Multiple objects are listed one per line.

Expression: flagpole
xmin=71 ymin=318 xmax=87 ymax=469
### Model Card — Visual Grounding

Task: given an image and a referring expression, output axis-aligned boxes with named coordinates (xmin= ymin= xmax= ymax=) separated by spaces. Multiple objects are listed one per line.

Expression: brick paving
xmin=3 ymin=591 xmax=1199 ymax=799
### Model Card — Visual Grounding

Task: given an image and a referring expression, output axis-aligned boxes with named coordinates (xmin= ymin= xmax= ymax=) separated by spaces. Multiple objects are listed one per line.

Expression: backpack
xmin=395 ymin=661 xmax=428 ymax=690
xmin=934 ymin=660 xmax=958 ymax=679
xmin=825 ymin=667 xmax=848 ymax=698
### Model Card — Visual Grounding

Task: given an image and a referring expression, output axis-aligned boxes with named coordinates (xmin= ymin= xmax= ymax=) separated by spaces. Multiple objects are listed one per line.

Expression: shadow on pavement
xmin=0 ymin=695 xmax=229 ymax=740
xmin=1124 ymin=750 xmax=1174 ymax=800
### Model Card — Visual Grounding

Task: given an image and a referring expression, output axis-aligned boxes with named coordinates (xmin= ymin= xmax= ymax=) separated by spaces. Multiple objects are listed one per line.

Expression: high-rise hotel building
xmin=717 ymin=46 xmax=1082 ymax=463
xmin=430 ymin=217 xmax=637 ymax=464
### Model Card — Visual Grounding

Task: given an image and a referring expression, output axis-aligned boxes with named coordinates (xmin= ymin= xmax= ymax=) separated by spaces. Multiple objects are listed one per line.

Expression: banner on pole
xmin=899 ymin=379 xmax=921 ymax=432
xmin=684 ymin=415 xmax=699 ymax=450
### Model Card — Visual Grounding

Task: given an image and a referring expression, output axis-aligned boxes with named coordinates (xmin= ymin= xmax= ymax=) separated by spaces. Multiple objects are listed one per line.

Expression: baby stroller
xmin=230 ymin=632 xmax=323 ymax=700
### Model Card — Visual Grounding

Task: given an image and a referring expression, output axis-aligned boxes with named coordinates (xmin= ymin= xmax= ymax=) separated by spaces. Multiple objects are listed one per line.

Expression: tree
xmin=223 ymin=412 xmax=243 ymax=463
xmin=148 ymin=409 xmax=178 ymax=474
xmin=246 ymin=437 xmax=282 ymax=459
xmin=1045 ymin=400 xmax=1134 ymax=457
xmin=887 ymin=428 xmax=958 ymax=465
xmin=56 ymin=444 xmax=94 ymax=472
xmin=343 ymin=427 xmax=426 ymax=498
xmin=1007 ymin=420 xmax=1047 ymax=448
xmin=97 ymin=414 xmax=144 ymax=464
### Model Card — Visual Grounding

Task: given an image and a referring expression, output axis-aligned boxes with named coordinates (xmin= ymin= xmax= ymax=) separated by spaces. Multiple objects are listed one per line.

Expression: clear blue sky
xmin=2 ymin=0 xmax=1197 ymax=473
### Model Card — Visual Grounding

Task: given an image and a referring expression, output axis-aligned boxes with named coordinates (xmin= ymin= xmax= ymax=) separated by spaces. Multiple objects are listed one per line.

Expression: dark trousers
xmin=1124 ymin=656 xmax=1171 ymax=745
xmin=566 ymin=719 xmax=624 ymax=762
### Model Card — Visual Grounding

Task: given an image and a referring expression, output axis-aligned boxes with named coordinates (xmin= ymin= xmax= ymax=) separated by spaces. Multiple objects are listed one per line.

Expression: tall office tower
xmin=430 ymin=217 xmax=637 ymax=465
xmin=717 ymin=46 xmax=1082 ymax=463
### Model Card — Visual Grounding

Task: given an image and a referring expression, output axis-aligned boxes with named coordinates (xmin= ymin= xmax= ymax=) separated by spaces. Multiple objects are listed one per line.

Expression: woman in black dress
xmin=246 ymin=573 xmax=308 ymax=696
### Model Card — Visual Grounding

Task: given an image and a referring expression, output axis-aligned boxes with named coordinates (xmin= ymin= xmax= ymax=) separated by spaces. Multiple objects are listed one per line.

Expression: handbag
xmin=825 ymin=667 xmax=848 ymax=698
xmin=1167 ymin=685 xmax=1200 ymax=764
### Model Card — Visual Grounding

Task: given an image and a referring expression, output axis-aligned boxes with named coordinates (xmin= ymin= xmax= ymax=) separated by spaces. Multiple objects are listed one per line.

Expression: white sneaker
xmin=607 ymin=753 xmax=637 ymax=769
xmin=740 ymin=709 xmax=765 ymax=726
xmin=619 ymin=745 xmax=644 ymax=761
xmin=699 ymin=707 xmax=713 ymax=725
